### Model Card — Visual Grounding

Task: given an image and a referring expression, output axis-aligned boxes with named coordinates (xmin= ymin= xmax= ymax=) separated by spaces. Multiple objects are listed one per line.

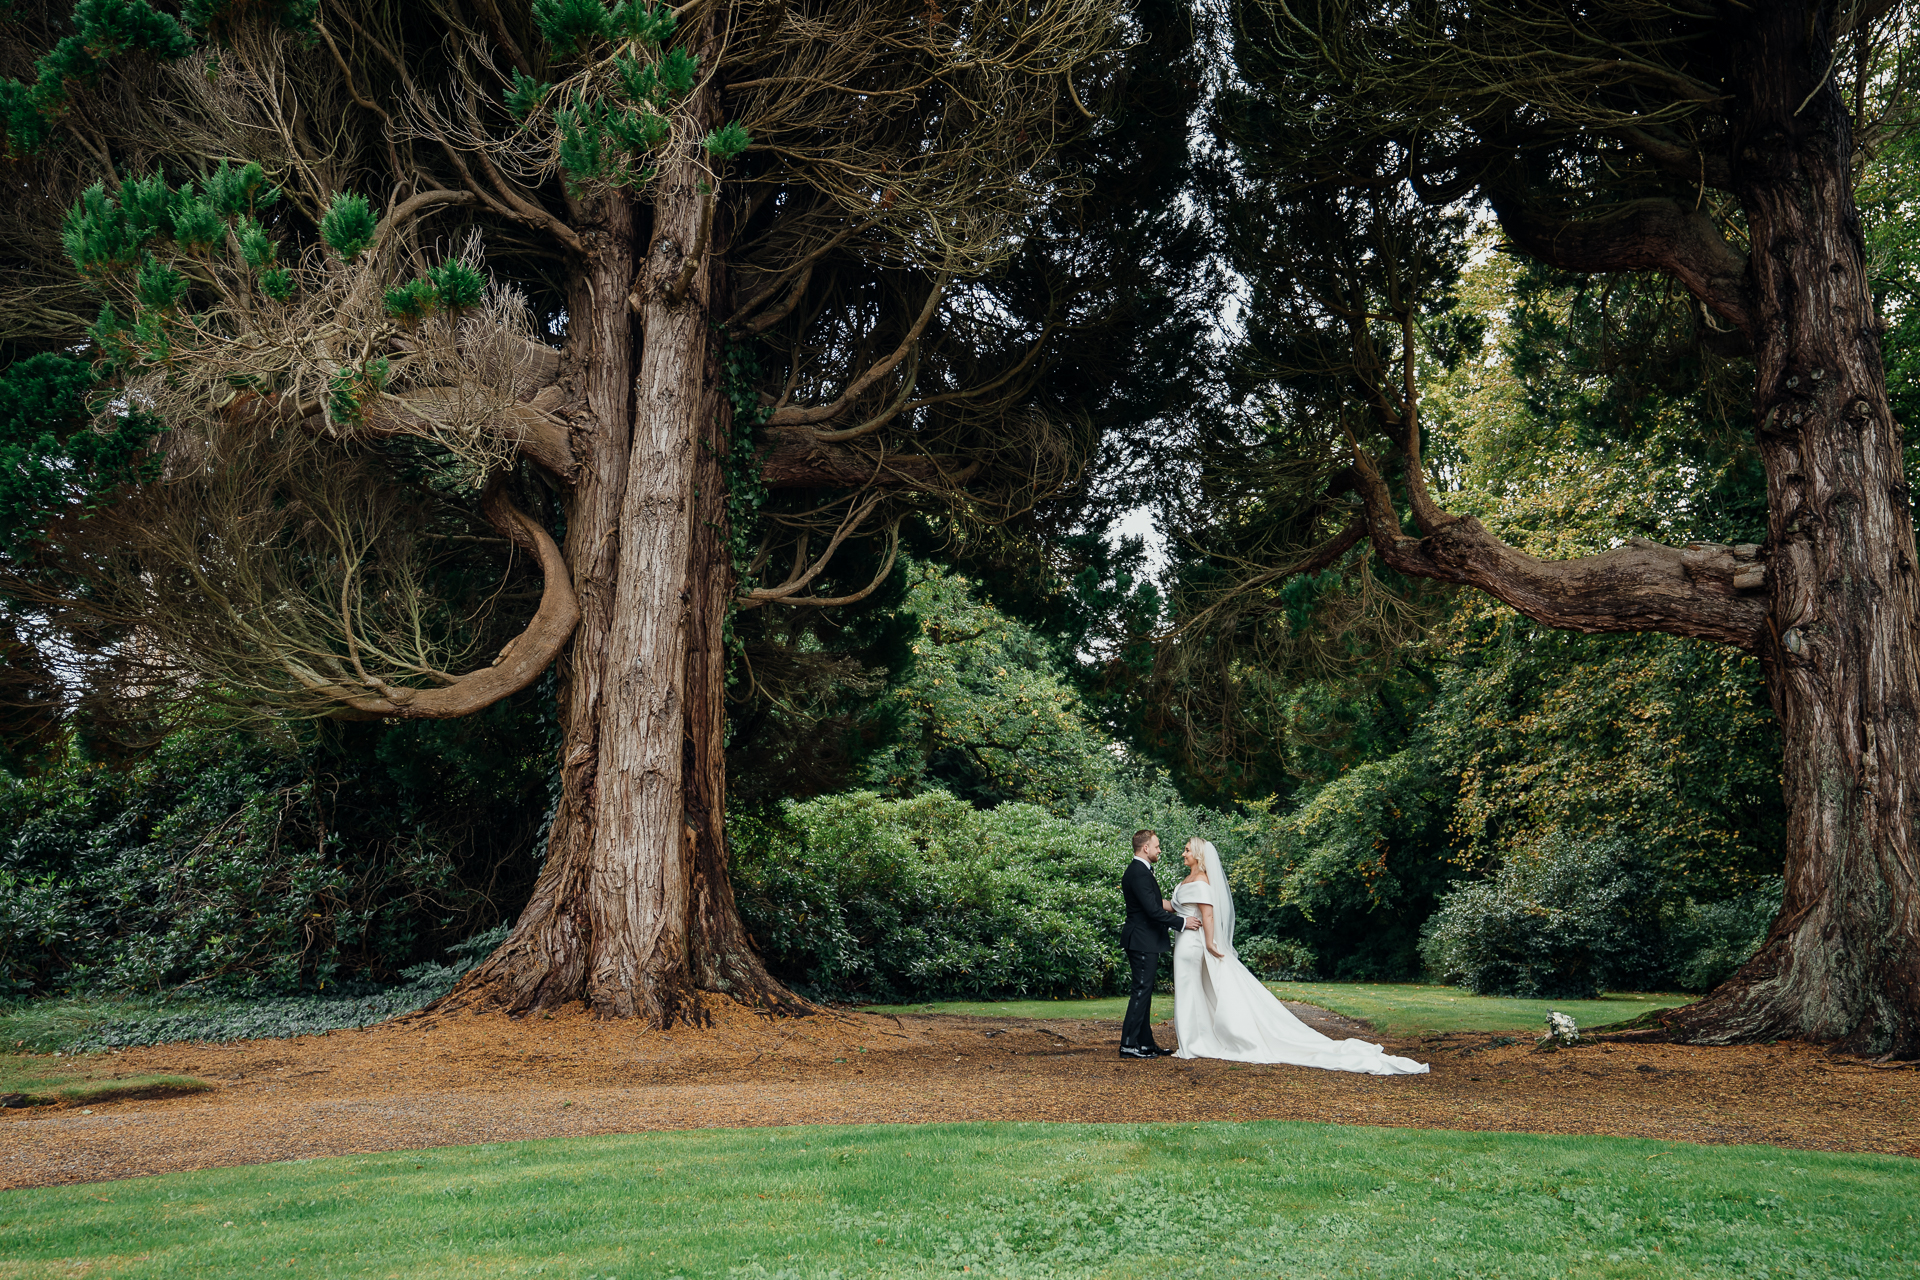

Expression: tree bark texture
xmin=439 ymin=44 xmax=795 ymax=1025
xmin=1661 ymin=4 xmax=1920 ymax=1057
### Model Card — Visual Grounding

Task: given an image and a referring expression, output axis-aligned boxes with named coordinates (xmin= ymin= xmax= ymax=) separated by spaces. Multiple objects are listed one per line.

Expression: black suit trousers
xmin=1121 ymin=947 xmax=1161 ymax=1049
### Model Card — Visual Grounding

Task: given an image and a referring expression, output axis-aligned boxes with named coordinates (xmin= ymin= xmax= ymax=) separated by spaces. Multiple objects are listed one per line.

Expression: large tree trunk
xmin=440 ymin=52 xmax=796 ymax=1026
xmin=1663 ymin=4 xmax=1920 ymax=1057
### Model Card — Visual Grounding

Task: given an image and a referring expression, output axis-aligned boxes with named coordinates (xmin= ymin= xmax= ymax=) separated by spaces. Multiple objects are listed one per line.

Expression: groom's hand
xmin=1182 ymin=917 xmax=1201 ymax=930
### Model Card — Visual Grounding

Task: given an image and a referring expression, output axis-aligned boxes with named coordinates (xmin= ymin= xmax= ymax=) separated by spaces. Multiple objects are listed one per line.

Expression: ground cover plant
xmin=2 ymin=1121 xmax=1912 ymax=1278
xmin=859 ymin=985 xmax=1691 ymax=1038
xmin=0 ymin=928 xmax=505 ymax=1054
xmin=0 ymin=1053 xmax=210 ymax=1107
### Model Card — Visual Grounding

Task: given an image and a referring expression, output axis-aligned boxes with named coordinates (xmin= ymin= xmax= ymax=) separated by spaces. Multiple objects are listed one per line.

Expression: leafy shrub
xmin=0 ymin=693 xmax=552 ymax=997
xmin=733 ymin=790 xmax=1157 ymax=1002
xmin=1663 ymin=878 xmax=1780 ymax=992
xmin=1418 ymin=833 xmax=1665 ymax=998
xmin=0 ymin=925 xmax=509 ymax=1053
xmin=1071 ymin=769 xmax=1244 ymax=866
xmin=857 ymin=565 xmax=1120 ymax=814
xmin=1227 ymin=749 xmax=1454 ymax=981
xmin=1236 ymin=935 xmax=1317 ymax=981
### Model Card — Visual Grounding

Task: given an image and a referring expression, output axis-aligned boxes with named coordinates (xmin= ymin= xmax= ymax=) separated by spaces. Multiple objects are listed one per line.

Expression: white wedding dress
xmin=1170 ymin=843 xmax=1428 ymax=1075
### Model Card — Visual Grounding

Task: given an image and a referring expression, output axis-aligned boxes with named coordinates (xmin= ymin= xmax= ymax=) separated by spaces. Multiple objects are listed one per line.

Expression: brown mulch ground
xmin=3 ymin=1001 xmax=1916 ymax=1190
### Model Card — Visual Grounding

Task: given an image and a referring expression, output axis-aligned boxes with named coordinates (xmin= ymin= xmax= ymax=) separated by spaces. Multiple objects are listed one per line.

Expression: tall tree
xmin=1197 ymin=0 xmax=1920 ymax=1053
xmin=0 ymin=0 xmax=1139 ymax=1023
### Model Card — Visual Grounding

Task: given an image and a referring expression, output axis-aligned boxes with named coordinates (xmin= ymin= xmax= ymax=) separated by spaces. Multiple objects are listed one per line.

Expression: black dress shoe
xmin=1118 ymin=1045 xmax=1158 ymax=1059
xmin=1143 ymin=1045 xmax=1173 ymax=1057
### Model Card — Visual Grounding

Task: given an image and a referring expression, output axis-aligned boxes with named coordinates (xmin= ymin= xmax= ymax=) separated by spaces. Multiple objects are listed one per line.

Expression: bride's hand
xmin=1207 ymin=943 xmax=1226 ymax=959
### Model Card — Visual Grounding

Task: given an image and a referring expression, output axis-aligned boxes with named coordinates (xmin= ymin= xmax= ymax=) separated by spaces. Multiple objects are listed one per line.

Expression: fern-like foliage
xmin=613 ymin=0 xmax=676 ymax=44
xmin=1 ymin=0 xmax=194 ymax=159
xmin=532 ymin=0 xmax=612 ymax=55
xmin=134 ymin=255 xmax=187 ymax=310
xmin=505 ymin=69 xmax=548 ymax=122
xmin=425 ymin=261 xmax=486 ymax=311
xmin=319 ymin=192 xmax=377 ymax=261
xmin=702 ymin=121 xmax=751 ymax=161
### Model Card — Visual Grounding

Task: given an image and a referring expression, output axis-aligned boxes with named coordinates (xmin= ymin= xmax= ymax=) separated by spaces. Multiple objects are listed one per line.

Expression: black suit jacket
xmin=1120 ymin=857 xmax=1186 ymax=954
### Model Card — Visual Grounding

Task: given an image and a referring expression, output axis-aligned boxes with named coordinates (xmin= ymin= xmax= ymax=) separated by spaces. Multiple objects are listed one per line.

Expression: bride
xmin=1170 ymin=837 xmax=1428 ymax=1075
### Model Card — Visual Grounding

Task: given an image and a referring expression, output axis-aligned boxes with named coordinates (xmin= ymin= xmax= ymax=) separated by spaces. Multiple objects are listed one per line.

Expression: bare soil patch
xmin=3 ymin=1001 xmax=1914 ymax=1190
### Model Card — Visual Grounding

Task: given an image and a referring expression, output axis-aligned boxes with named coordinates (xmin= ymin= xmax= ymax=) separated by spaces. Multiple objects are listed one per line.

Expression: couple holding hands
xmin=1118 ymin=829 xmax=1428 ymax=1075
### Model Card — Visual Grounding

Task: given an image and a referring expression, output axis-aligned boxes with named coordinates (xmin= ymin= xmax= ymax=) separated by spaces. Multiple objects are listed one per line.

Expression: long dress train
xmin=1170 ymin=879 xmax=1428 ymax=1075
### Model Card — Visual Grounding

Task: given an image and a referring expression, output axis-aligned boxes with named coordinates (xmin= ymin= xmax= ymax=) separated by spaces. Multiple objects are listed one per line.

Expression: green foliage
xmin=425 ymin=260 xmax=485 ymax=311
xmin=0 ymin=684 xmax=554 ymax=1001
xmin=168 ymin=190 xmax=224 ymax=253
xmin=201 ymin=160 xmax=277 ymax=218
xmin=1663 ymin=880 xmax=1781 ymax=993
xmin=612 ymin=0 xmax=676 ymax=44
xmin=180 ymin=0 xmax=317 ymax=38
xmin=0 ymin=727 xmax=450 ymax=997
xmin=382 ymin=277 xmax=437 ymax=325
xmin=554 ymin=87 xmax=669 ymax=188
xmin=1418 ymin=833 xmax=1667 ymax=999
xmin=257 ymin=265 xmax=294 ymax=302
xmin=857 ymin=564 xmax=1119 ymax=813
xmin=0 ymin=354 xmax=159 ymax=559
xmin=701 ymin=120 xmax=750 ymax=161
xmin=715 ymin=341 xmax=772 ymax=577
xmin=532 ymin=0 xmax=613 ymax=55
xmin=656 ymin=46 xmax=697 ymax=98
xmin=2 ymin=0 xmax=194 ymax=158
xmin=1236 ymin=934 xmax=1318 ymax=980
xmin=132 ymin=254 xmax=186 ymax=310
xmin=504 ymin=68 xmax=547 ymax=122
xmin=60 ymin=182 xmax=147 ymax=276
xmin=1862 ymin=123 xmax=1920 ymax=468
xmin=1229 ymin=749 xmax=1454 ymax=981
xmin=602 ymin=104 xmax=670 ymax=154
xmin=233 ymin=215 xmax=275 ymax=269
xmin=318 ymin=191 xmax=377 ymax=261
xmin=553 ymin=93 xmax=609 ymax=185
xmin=325 ymin=357 xmax=389 ymax=426
xmin=381 ymin=260 xmax=485 ymax=324
xmin=733 ymin=791 xmax=1144 ymax=1002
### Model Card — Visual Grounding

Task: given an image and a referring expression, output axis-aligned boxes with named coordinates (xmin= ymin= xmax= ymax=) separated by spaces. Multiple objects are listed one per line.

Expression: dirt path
xmin=3 ymin=1002 xmax=1915 ymax=1190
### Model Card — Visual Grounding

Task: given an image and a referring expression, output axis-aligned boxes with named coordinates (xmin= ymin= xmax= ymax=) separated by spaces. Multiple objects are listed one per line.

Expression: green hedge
xmin=734 ymin=791 xmax=1157 ymax=1003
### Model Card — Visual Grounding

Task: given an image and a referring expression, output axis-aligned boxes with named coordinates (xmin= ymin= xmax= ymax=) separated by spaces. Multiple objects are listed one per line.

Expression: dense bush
xmin=1417 ymin=833 xmax=1667 ymax=998
xmin=1235 ymin=935 xmax=1317 ymax=981
xmin=1664 ymin=879 xmax=1782 ymax=992
xmin=1226 ymin=749 xmax=1454 ymax=981
xmin=733 ymin=790 xmax=1165 ymax=1002
xmin=0 ymin=695 xmax=552 ymax=996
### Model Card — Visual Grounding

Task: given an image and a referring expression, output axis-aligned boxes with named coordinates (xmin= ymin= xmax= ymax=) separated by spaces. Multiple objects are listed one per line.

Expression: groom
xmin=1119 ymin=829 xmax=1199 ymax=1059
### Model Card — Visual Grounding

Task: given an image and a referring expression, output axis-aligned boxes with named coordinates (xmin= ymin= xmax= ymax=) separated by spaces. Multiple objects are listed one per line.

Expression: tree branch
xmin=765 ymin=273 xmax=949 ymax=427
xmin=1345 ymin=446 xmax=1768 ymax=649
xmin=755 ymin=428 xmax=981 ymax=490
xmin=1487 ymin=189 xmax=1755 ymax=338
xmin=296 ymin=485 xmax=581 ymax=718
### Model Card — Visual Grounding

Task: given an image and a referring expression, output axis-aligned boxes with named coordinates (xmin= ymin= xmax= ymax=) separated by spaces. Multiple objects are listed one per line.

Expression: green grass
xmin=0 ymin=1052 xmax=214 ymax=1107
xmin=1259 ymin=982 xmax=1691 ymax=1038
xmin=0 ymin=1122 xmax=1911 ymax=1278
xmin=860 ymin=983 xmax=1692 ymax=1038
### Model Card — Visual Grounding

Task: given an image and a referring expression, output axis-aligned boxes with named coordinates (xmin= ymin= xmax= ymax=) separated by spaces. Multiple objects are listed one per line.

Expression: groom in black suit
xmin=1119 ymin=829 xmax=1199 ymax=1059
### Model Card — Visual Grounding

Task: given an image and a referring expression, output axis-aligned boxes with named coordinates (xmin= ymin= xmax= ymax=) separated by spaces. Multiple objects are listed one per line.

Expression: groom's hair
xmin=1132 ymin=829 xmax=1156 ymax=853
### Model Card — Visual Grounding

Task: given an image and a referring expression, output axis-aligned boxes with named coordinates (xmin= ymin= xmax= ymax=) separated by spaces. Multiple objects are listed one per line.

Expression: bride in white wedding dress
xmin=1170 ymin=838 xmax=1428 ymax=1075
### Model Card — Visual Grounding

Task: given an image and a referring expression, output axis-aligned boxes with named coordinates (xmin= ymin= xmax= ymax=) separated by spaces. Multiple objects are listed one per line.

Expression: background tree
xmin=1188 ymin=0 xmax=1920 ymax=1054
xmin=0 ymin=0 xmax=1163 ymax=1024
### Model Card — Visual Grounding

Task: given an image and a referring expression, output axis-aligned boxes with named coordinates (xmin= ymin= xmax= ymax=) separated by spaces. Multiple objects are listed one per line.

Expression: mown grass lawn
xmin=1 ymin=1121 xmax=1910 ymax=1278
xmin=858 ymin=983 xmax=1690 ymax=1037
